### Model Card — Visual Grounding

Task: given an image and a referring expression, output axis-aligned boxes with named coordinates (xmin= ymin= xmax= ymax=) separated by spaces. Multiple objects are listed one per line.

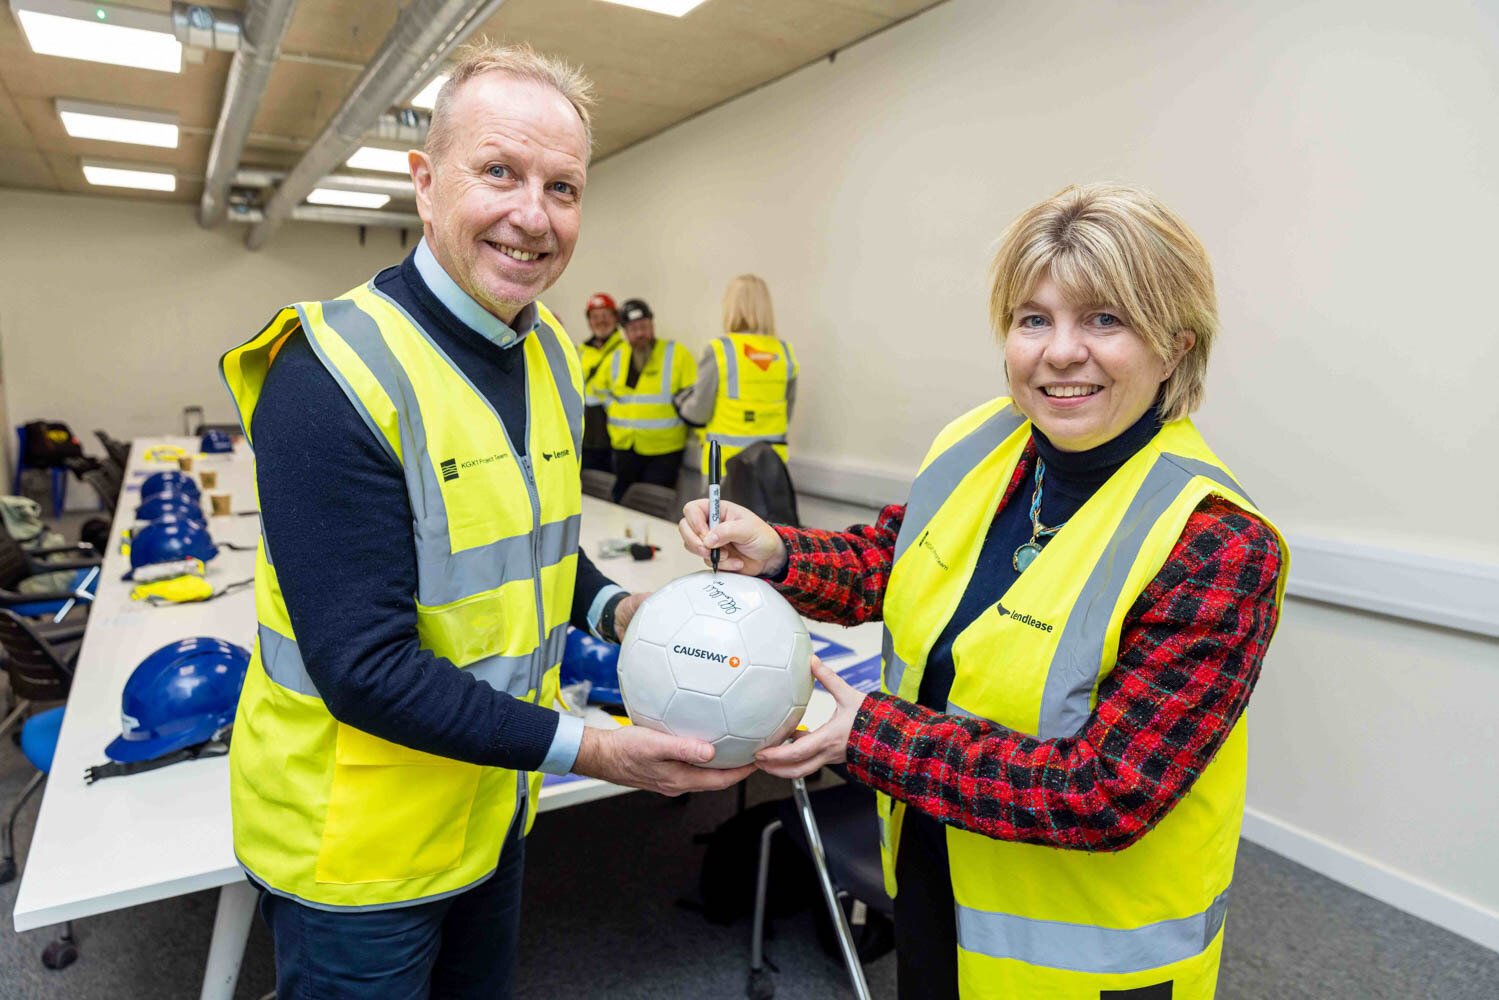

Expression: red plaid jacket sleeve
xmin=769 ymin=488 xmax=1283 ymax=852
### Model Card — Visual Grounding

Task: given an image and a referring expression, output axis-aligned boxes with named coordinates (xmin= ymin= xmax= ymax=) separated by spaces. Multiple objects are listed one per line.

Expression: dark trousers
xmin=894 ymin=810 xmax=959 ymax=1000
xmin=258 ymin=828 xmax=526 ymax=1000
xmin=610 ymin=448 xmax=684 ymax=502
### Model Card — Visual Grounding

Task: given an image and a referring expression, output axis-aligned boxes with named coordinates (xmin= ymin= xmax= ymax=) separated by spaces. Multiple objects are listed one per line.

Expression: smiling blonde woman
xmin=681 ymin=183 xmax=1289 ymax=1000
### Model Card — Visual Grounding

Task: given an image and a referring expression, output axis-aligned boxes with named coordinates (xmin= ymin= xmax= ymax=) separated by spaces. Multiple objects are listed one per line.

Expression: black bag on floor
xmin=22 ymin=421 xmax=83 ymax=468
xmin=692 ymin=800 xmax=817 ymax=924
xmin=813 ymin=893 xmax=897 ymax=964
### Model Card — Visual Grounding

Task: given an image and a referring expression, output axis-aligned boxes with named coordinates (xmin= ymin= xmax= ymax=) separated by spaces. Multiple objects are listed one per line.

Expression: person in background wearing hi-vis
xmin=579 ymin=292 xmax=624 ymax=472
xmin=676 ymin=274 xmax=798 ymax=475
xmin=681 ymin=185 xmax=1287 ymax=1000
xmin=592 ymin=298 xmax=694 ymax=502
xmin=220 ymin=44 xmax=752 ymax=1000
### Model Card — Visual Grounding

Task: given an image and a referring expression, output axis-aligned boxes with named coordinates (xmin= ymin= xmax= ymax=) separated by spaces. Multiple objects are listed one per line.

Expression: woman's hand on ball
xmin=754 ymin=658 xmax=866 ymax=779
xmin=678 ymin=499 xmax=788 ymax=577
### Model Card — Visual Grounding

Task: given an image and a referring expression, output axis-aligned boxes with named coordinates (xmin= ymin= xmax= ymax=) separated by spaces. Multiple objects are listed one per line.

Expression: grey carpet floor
xmin=2 ymin=751 xmax=1497 ymax=999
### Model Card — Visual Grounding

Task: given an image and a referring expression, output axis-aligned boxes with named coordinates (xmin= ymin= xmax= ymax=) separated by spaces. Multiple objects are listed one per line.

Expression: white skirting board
xmin=788 ymin=455 xmax=1499 ymax=639
xmin=1241 ymin=808 xmax=1499 ymax=953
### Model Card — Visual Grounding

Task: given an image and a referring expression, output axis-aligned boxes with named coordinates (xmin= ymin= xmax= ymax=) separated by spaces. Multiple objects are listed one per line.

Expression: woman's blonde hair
xmin=722 ymin=275 xmax=776 ymax=336
xmin=987 ymin=183 xmax=1218 ymax=421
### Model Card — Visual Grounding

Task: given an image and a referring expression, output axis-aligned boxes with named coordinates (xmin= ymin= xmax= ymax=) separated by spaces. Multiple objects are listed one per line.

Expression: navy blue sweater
xmin=251 ymin=254 xmax=613 ymax=769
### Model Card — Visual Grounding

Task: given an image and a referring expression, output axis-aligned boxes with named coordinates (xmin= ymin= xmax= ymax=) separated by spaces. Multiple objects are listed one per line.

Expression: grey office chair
xmin=750 ymin=774 xmax=891 ymax=999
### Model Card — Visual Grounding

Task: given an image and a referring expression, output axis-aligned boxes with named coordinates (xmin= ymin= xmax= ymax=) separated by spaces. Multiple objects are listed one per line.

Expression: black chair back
xmin=94 ymin=430 xmax=132 ymax=470
xmin=0 ymin=534 xmax=32 ymax=592
xmin=0 ymin=610 xmax=75 ymax=703
xmin=619 ymin=483 xmax=679 ymax=521
xmin=581 ymin=469 xmax=616 ymax=501
xmin=722 ymin=442 xmax=801 ymax=527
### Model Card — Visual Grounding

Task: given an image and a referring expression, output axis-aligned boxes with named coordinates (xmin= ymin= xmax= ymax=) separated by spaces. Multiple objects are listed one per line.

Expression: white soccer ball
xmin=617 ymin=571 xmax=813 ymax=768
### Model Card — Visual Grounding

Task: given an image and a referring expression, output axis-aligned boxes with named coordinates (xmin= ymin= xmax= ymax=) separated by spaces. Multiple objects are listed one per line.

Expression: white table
xmin=10 ymin=455 xmax=883 ymax=998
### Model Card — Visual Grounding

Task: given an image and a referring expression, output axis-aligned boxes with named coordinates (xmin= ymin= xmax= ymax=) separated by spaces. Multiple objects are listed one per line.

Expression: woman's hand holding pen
xmin=678 ymin=499 xmax=788 ymax=577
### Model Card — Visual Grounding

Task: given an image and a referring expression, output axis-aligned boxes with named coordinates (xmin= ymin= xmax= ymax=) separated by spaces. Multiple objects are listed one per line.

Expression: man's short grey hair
xmin=425 ymin=41 xmax=596 ymax=161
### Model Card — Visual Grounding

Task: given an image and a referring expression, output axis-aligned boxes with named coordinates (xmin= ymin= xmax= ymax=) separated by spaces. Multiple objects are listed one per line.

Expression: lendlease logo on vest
xmin=918 ymin=530 xmax=949 ymax=570
xmin=439 ymin=452 xmax=510 ymax=482
xmin=995 ymin=601 xmax=1054 ymax=633
xmin=541 ymin=447 xmax=572 ymax=462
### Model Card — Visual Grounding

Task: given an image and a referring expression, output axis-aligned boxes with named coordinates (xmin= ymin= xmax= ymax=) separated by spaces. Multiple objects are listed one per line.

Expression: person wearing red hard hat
xmin=580 ymin=292 xmax=624 ymax=471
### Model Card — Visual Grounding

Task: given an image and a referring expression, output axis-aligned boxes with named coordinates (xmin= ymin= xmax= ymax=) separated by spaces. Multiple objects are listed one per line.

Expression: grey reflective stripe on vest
xmin=318 ymin=290 xmax=581 ymax=608
xmin=956 ymin=887 xmax=1230 ymax=975
xmin=259 ymin=624 xmax=319 ymax=698
xmin=705 ymin=432 xmax=786 ymax=448
xmin=257 ymin=621 xmax=569 ymax=701
xmin=1036 ymin=453 xmax=1249 ymax=738
xmin=609 ymin=416 xmax=683 ymax=429
xmin=466 ymin=622 xmax=568 ymax=697
xmin=534 ymin=315 xmax=583 ymax=457
xmin=882 ymin=404 xmax=1026 ymax=695
xmin=609 ymin=343 xmax=679 ymax=406
xmin=717 ymin=336 xmax=740 ymax=399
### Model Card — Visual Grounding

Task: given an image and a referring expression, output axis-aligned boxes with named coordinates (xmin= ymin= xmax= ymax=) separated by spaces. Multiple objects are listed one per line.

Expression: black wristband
xmin=598 ymin=591 xmax=628 ymax=644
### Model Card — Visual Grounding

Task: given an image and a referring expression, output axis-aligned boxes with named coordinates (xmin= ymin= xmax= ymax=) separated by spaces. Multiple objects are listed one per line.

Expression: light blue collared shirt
xmin=413 ymin=237 xmax=537 ymax=349
xmin=411 ymin=238 xmax=611 ymax=777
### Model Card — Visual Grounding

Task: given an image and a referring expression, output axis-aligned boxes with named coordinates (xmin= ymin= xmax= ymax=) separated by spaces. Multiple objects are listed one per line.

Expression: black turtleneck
xmin=914 ymin=404 xmax=1163 ymax=713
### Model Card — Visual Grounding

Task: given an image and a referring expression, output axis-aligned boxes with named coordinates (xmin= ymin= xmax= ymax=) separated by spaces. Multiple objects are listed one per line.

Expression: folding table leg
xmin=199 ymin=880 xmax=257 ymax=1000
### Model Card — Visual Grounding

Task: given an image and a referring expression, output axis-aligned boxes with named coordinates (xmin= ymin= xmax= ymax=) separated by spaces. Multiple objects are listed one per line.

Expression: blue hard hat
xmin=560 ymin=627 xmax=623 ymax=704
xmin=200 ymin=429 xmax=234 ymax=454
xmin=141 ymin=471 xmax=201 ymax=499
xmin=141 ymin=512 xmax=209 ymax=535
xmin=136 ymin=491 xmax=203 ymax=522
xmin=106 ymin=637 xmax=250 ymax=763
xmin=130 ymin=518 xmax=218 ymax=570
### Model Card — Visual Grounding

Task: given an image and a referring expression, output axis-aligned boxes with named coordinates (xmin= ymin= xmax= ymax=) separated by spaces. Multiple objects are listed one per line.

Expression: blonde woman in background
xmin=676 ymin=274 xmax=799 ymax=474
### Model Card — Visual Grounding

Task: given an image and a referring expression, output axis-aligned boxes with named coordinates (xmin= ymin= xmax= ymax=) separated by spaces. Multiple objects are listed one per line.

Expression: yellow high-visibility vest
xmin=702 ymin=333 xmax=797 ymax=472
xmin=220 ymin=281 xmax=582 ymax=910
xmin=879 ymin=397 xmax=1287 ymax=999
xmin=580 ymin=329 xmax=623 ymax=406
xmin=601 ymin=338 xmax=694 ymax=455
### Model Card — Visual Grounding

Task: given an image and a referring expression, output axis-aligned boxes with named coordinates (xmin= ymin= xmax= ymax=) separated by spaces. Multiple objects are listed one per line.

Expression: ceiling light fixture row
xmin=11 ymin=0 xmax=242 ymax=73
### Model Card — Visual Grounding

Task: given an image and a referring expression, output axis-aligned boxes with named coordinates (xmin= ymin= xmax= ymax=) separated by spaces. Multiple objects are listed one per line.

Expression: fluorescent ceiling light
xmin=57 ymin=99 xmax=179 ymax=148
xmin=82 ymin=160 xmax=176 ymax=192
xmin=346 ymin=146 xmax=411 ymax=174
xmin=14 ymin=1 xmax=183 ymax=73
xmin=307 ymin=188 xmax=391 ymax=210
xmin=596 ymin=0 xmax=709 ymax=15
xmin=408 ymin=74 xmax=447 ymax=111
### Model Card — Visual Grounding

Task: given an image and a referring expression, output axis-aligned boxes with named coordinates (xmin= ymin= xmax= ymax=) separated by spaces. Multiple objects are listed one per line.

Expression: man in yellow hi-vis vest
xmin=592 ymin=298 xmax=695 ymax=502
xmin=579 ymin=292 xmax=623 ymax=472
xmin=221 ymin=45 xmax=751 ymax=999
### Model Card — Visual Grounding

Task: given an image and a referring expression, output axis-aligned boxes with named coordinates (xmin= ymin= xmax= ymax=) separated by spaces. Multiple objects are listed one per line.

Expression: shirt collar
xmin=413 ymin=238 xmax=535 ymax=349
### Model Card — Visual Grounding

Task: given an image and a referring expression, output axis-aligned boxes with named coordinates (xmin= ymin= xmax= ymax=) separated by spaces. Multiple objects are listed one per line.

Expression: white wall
xmin=0 ymin=189 xmax=407 ymax=461
xmin=549 ymin=0 xmax=1499 ymax=948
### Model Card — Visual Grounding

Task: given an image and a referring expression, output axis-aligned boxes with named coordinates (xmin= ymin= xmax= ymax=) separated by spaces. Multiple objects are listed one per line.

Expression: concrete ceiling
xmin=0 ymin=0 xmax=944 ymax=209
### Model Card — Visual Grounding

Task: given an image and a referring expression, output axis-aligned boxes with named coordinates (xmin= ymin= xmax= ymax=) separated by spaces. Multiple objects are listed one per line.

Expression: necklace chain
xmin=1013 ymin=458 xmax=1067 ymax=573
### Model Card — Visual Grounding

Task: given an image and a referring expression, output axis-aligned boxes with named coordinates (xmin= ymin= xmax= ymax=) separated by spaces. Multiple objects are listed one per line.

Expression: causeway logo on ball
xmin=672 ymin=645 xmax=742 ymax=667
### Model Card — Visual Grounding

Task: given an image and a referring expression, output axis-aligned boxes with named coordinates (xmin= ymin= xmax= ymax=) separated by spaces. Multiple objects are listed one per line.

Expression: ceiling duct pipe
xmin=234 ymin=168 xmax=417 ymax=199
xmin=229 ymin=205 xmax=424 ymax=229
xmin=245 ymin=0 xmax=504 ymax=250
xmin=198 ymin=0 xmax=299 ymax=228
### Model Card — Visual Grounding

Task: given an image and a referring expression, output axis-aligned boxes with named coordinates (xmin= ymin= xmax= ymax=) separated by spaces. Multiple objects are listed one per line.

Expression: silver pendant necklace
xmin=1012 ymin=457 xmax=1067 ymax=573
